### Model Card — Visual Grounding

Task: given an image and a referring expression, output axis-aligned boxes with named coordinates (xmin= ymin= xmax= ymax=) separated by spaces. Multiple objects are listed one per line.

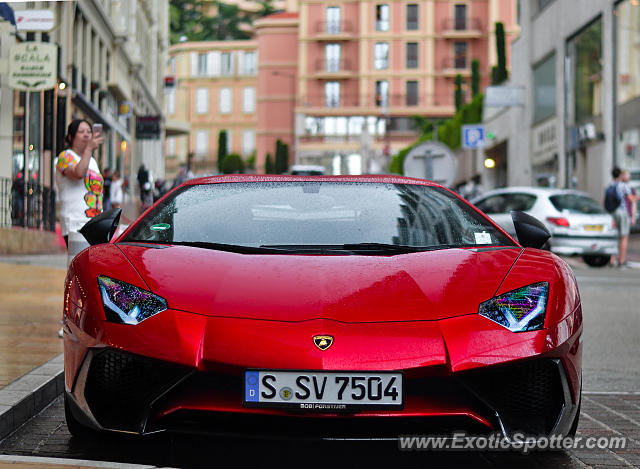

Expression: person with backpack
xmin=605 ymin=167 xmax=640 ymax=268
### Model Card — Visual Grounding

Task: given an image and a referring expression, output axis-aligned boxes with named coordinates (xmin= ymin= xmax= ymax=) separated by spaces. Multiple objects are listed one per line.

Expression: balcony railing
xmin=314 ymin=58 xmax=355 ymax=74
xmin=301 ymin=93 xmax=455 ymax=109
xmin=299 ymin=133 xmax=417 ymax=145
xmin=314 ymin=20 xmax=355 ymax=35
xmin=441 ymin=57 xmax=469 ymax=71
xmin=441 ymin=17 xmax=483 ymax=33
xmin=0 ymin=176 xmax=56 ymax=231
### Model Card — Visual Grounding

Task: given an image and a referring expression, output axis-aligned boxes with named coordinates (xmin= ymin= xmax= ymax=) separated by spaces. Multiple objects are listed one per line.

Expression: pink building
xmin=255 ymin=0 xmax=518 ymax=174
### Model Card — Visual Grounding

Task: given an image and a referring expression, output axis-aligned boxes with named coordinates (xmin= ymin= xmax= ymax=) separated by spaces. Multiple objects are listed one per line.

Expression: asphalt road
xmin=571 ymin=261 xmax=640 ymax=392
xmin=0 ymin=258 xmax=639 ymax=468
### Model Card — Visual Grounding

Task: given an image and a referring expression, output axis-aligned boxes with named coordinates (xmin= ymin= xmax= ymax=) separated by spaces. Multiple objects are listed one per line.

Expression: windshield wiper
xmin=121 ymin=240 xmax=291 ymax=254
xmin=342 ymin=243 xmax=487 ymax=254
xmin=341 ymin=243 xmax=425 ymax=253
xmin=258 ymin=243 xmax=488 ymax=255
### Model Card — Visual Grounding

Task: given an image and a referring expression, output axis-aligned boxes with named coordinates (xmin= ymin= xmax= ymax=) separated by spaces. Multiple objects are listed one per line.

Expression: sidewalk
xmin=0 ymin=256 xmax=66 ymax=390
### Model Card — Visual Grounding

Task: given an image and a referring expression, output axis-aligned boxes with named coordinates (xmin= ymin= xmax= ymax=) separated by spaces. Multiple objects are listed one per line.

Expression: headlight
xmin=478 ymin=282 xmax=549 ymax=332
xmin=97 ymin=276 xmax=167 ymax=325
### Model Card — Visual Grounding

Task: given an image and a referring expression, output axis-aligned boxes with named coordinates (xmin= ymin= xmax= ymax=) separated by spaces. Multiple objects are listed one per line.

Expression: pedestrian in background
xmin=102 ymin=167 xmax=112 ymax=211
xmin=110 ymin=170 xmax=123 ymax=209
xmin=622 ymin=170 xmax=638 ymax=227
xmin=54 ymin=119 xmax=104 ymax=247
xmin=10 ymin=172 xmax=24 ymax=226
xmin=605 ymin=167 xmax=640 ymax=268
xmin=137 ymin=163 xmax=153 ymax=213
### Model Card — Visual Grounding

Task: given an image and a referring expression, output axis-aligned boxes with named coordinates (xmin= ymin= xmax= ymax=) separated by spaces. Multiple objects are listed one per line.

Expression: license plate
xmin=243 ymin=370 xmax=403 ymax=410
xmin=584 ymin=224 xmax=603 ymax=232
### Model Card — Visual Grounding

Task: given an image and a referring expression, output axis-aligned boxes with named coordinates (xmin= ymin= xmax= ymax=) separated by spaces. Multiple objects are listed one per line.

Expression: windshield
xmin=122 ymin=182 xmax=515 ymax=251
xmin=549 ymin=194 xmax=607 ymax=214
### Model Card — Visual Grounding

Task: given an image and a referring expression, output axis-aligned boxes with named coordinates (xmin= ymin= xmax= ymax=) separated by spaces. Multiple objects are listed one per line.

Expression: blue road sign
xmin=462 ymin=125 xmax=486 ymax=149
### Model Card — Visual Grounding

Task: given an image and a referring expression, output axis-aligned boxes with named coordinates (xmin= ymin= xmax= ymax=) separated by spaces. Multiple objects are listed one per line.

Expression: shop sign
xmin=8 ymin=42 xmax=57 ymax=91
xmin=119 ymin=101 xmax=132 ymax=117
xmin=14 ymin=9 xmax=55 ymax=32
xmin=531 ymin=118 xmax=558 ymax=166
xmin=136 ymin=116 xmax=161 ymax=139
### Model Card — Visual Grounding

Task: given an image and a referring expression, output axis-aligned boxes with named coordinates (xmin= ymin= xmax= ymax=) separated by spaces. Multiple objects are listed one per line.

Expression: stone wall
xmin=0 ymin=228 xmax=65 ymax=255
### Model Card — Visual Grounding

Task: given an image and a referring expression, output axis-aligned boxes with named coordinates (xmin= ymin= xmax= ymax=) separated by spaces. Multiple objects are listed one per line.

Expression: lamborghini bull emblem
xmin=313 ymin=335 xmax=334 ymax=351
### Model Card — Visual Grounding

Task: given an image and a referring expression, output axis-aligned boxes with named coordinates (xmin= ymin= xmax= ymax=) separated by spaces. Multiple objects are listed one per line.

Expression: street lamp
xmin=271 ymin=70 xmax=297 ymax=166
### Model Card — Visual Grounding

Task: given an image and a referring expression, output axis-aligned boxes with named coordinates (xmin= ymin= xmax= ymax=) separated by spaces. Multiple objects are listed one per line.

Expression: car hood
xmin=116 ymin=244 xmax=522 ymax=323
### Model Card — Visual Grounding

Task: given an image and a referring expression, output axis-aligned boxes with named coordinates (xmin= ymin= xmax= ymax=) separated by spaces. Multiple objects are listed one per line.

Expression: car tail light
xmin=546 ymin=217 xmax=570 ymax=227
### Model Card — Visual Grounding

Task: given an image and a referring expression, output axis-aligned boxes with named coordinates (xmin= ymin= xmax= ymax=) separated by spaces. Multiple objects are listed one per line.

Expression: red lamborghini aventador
xmin=63 ymin=175 xmax=582 ymax=440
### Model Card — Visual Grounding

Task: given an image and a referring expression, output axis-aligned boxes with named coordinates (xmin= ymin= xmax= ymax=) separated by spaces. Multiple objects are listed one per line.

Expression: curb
xmin=0 ymin=454 xmax=167 ymax=468
xmin=0 ymin=353 xmax=64 ymax=441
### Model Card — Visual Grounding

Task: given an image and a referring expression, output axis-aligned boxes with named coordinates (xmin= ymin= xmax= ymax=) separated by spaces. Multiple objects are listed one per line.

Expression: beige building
xmin=166 ymin=41 xmax=258 ymax=176
xmin=0 ymin=0 xmax=170 ymax=226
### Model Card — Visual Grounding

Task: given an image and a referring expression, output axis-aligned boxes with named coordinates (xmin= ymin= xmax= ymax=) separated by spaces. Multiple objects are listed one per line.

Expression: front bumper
xmin=67 ymin=348 xmax=580 ymax=440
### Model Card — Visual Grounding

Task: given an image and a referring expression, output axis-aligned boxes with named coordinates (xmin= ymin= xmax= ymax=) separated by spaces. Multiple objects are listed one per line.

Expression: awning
xmin=165 ymin=119 xmax=190 ymax=137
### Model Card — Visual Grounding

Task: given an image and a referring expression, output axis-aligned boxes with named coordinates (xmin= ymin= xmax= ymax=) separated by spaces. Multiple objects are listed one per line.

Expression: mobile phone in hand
xmin=92 ymin=123 xmax=103 ymax=137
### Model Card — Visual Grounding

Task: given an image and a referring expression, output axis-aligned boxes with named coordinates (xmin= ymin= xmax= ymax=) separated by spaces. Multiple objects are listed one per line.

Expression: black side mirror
xmin=79 ymin=208 xmax=122 ymax=246
xmin=511 ymin=211 xmax=550 ymax=249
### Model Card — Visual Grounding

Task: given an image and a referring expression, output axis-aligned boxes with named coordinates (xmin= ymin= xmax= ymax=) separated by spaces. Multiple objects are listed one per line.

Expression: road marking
xmin=576 ymin=411 xmax=639 ymax=467
xmin=583 ymin=395 xmax=640 ymax=428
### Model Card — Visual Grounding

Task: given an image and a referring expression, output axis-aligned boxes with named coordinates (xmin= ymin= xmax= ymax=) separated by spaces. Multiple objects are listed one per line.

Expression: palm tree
xmin=208 ymin=2 xmax=252 ymax=41
xmin=256 ymin=0 xmax=277 ymax=17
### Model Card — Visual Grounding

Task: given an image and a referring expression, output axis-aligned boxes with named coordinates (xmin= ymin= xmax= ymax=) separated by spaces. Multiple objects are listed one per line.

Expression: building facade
xmin=0 ymin=0 xmax=169 ymax=228
xmin=166 ymin=40 xmax=258 ymax=176
xmin=255 ymin=0 xmax=518 ymax=174
xmin=481 ymin=0 xmax=639 ymax=204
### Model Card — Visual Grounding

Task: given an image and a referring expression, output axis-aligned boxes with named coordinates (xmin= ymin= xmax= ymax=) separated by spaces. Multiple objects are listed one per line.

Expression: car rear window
xmin=549 ymin=194 xmax=606 ymax=214
xmin=123 ymin=181 xmax=515 ymax=250
xmin=475 ymin=193 xmax=537 ymax=214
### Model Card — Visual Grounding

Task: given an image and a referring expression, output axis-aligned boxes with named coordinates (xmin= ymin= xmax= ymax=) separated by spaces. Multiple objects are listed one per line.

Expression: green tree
xmin=257 ymin=0 xmax=278 ymax=17
xmin=454 ymin=74 xmax=464 ymax=111
xmin=275 ymin=139 xmax=289 ymax=174
xmin=221 ymin=153 xmax=245 ymax=174
xmin=389 ymin=93 xmax=484 ymax=174
xmin=217 ymin=130 xmax=228 ymax=173
xmin=265 ymin=152 xmax=274 ymax=174
xmin=169 ymin=1 xmax=252 ymax=44
xmin=169 ymin=0 xmax=203 ymax=44
xmin=246 ymin=152 xmax=256 ymax=171
xmin=491 ymin=22 xmax=508 ymax=85
xmin=471 ymin=59 xmax=480 ymax=97
xmin=210 ymin=2 xmax=252 ymax=41
xmin=410 ymin=116 xmax=445 ymax=135
xmin=282 ymin=143 xmax=290 ymax=173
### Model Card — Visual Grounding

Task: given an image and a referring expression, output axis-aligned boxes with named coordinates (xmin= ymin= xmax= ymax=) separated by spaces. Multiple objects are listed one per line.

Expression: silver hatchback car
xmin=471 ymin=187 xmax=618 ymax=267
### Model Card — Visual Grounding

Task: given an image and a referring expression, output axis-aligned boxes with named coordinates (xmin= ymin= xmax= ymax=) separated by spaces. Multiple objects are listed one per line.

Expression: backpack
xmin=604 ymin=183 xmax=622 ymax=213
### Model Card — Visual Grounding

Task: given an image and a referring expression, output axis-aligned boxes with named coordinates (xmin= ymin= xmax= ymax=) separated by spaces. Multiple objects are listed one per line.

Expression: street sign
xmin=14 ymin=9 xmax=55 ymax=32
xmin=484 ymin=86 xmax=525 ymax=107
xmin=462 ymin=124 xmax=486 ymax=149
xmin=8 ymin=42 xmax=58 ymax=91
xmin=403 ymin=141 xmax=457 ymax=186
